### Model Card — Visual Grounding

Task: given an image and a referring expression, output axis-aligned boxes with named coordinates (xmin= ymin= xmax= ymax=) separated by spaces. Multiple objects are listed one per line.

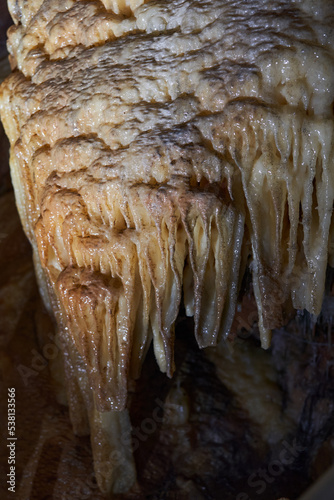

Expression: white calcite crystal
xmin=1 ymin=0 xmax=333 ymax=493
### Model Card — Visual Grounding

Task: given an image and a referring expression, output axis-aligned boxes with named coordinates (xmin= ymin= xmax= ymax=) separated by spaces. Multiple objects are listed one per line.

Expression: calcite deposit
xmin=1 ymin=0 xmax=333 ymax=493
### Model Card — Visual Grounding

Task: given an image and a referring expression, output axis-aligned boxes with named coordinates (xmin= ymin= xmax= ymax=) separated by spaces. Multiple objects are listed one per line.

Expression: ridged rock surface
xmin=1 ymin=0 xmax=333 ymax=494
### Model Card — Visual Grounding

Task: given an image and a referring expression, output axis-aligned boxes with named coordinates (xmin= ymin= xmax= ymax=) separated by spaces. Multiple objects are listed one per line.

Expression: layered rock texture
xmin=1 ymin=0 xmax=333 ymax=494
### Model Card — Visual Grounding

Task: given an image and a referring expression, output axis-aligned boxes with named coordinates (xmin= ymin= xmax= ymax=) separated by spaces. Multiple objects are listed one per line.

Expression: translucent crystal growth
xmin=1 ymin=0 xmax=333 ymax=493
